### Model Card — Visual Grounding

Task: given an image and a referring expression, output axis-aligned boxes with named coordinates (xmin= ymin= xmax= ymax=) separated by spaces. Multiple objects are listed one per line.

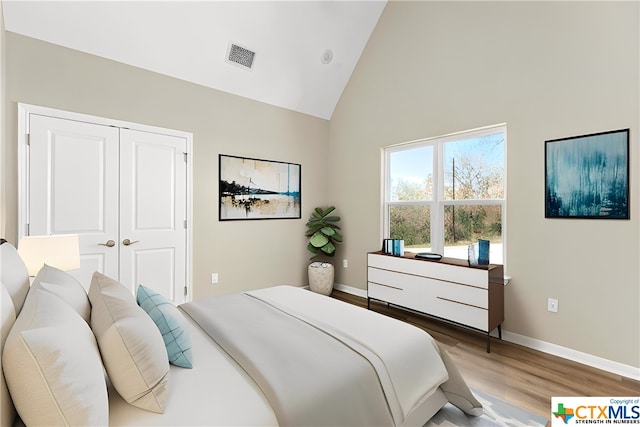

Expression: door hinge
xmin=183 ymin=219 xmax=187 ymax=229
xmin=183 ymin=286 xmax=188 ymax=297
xmin=183 ymin=152 xmax=187 ymax=162
xmin=25 ymin=224 xmax=30 ymax=235
xmin=26 ymin=133 xmax=30 ymax=146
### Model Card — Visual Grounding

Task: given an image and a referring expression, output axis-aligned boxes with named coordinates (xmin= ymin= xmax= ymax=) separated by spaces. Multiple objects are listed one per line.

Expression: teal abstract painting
xmin=545 ymin=129 xmax=629 ymax=219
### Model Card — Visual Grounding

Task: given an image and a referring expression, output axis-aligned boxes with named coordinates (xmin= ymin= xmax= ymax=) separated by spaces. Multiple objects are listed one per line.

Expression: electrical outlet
xmin=547 ymin=298 xmax=558 ymax=313
xmin=343 ymin=259 xmax=348 ymax=268
xmin=211 ymin=273 xmax=219 ymax=284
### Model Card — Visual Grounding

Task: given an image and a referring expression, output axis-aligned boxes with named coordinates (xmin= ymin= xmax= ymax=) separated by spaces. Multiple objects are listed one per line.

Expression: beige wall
xmin=3 ymin=32 xmax=329 ymax=300
xmin=331 ymin=1 xmax=639 ymax=369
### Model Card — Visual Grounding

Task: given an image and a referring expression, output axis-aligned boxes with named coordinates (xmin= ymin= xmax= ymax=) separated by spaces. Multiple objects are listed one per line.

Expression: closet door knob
xmin=122 ymin=239 xmax=139 ymax=246
xmin=98 ymin=240 xmax=116 ymax=247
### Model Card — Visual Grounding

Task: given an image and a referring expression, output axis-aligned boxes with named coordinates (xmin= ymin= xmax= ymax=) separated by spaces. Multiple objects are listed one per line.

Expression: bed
xmin=1 ymin=241 xmax=482 ymax=426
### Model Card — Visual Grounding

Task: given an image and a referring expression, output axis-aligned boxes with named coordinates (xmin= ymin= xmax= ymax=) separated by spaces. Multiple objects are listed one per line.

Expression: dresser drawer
xmin=368 ymin=267 xmax=425 ymax=292
xmin=368 ymin=282 xmax=410 ymax=307
xmin=425 ymin=278 xmax=488 ymax=309
xmin=368 ymin=253 xmax=491 ymax=289
xmin=368 ymin=266 xmax=488 ymax=308
xmin=368 ymin=279 xmax=489 ymax=330
xmin=429 ymin=298 xmax=488 ymax=331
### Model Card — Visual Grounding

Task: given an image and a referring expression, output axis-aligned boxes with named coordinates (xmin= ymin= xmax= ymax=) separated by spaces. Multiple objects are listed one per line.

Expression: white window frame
xmin=383 ymin=124 xmax=507 ymax=267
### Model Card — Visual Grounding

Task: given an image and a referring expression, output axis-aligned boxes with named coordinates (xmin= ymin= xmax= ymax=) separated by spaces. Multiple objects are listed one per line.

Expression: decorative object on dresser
xmin=305 ymin=206 xmax=343 ymax=295
xmin=382 ymin=238 xmax=405 ymax=256
xmin=415 ymin=252 xmax=443 ymax=260
xmin=367 ymin=251 xmax=504 ymax=352
xmin=467 ymin=239 xmax=490 ymax=266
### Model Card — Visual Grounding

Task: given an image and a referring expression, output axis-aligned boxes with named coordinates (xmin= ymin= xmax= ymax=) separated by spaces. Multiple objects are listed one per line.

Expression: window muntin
xmin=384 ymin=125 xmax=506 ymax=265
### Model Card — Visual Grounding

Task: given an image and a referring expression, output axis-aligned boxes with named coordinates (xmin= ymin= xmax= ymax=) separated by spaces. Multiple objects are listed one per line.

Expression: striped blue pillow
xmin=136 ymin=285 xmax=192 ymax=368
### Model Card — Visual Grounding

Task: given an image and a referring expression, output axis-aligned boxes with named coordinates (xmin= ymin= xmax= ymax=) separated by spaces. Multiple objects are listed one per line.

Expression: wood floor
xmin=330 ymin=290 xmax=640 ymax=425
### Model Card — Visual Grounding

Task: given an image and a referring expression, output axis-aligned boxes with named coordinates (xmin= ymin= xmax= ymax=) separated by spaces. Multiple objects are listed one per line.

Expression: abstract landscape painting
xmin=219 ymin=155 xmax=301 ymax=220
xmin=545 ymin=129 xmax=629 ymax=219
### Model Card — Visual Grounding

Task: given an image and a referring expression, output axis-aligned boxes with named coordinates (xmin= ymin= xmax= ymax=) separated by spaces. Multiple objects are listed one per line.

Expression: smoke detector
xmin=226 ymin=42 xmax=256 ymax=70
xmin=321 ymin=49 xmax=333 ymax=64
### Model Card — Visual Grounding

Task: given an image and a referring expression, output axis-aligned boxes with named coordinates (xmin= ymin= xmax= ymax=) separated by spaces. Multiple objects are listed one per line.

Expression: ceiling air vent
xmin=226 ymin=42 xmax=255 ymax=70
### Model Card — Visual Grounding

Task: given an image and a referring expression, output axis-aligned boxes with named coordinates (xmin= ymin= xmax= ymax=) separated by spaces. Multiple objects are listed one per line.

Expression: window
xmin=384 ymin=125 xmax=506 ymax=265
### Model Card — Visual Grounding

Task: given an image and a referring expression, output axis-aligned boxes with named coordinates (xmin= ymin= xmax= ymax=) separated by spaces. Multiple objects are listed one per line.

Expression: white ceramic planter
xmin=308 ymin=262 xmax=334 ymax=296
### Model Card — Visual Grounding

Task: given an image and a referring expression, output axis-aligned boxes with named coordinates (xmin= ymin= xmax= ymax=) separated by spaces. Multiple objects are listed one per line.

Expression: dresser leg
xmin=486 ymin=325 xmax=503 ymax=353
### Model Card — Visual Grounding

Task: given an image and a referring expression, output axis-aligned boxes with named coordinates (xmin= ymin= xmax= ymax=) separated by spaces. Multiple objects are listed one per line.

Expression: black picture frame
xmin=545 ymin=129 xmax=629 ymax=219
xmin=219 ymin=154 xmax=301 ymax=220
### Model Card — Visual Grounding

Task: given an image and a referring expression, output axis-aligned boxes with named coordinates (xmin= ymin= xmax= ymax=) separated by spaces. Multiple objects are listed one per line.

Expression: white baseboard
xmin=334 ymin=283 xmax=367 ymax=298
xmin=334 ymin=283 xmax=640 ymax=381
xmin=502 ymin=331 xmax=640 ymax=381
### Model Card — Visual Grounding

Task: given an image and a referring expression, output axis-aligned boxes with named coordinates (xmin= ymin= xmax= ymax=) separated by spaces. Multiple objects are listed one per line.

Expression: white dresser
xmin=367 ymin=251 xmax=504 ymax=352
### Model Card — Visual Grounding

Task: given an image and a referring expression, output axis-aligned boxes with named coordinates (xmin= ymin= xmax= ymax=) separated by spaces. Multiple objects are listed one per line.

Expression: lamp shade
xmin=18 ymin=234 xmax=81 ymax=276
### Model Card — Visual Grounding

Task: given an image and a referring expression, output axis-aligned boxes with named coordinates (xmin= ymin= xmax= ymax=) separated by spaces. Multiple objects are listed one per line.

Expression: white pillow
xmin=2 ymin=288 xmax=109 ymax=426
xmin=1 ymin=283 xmax=17 ymax=427
xmin=89 ymin=272 xmax=170 ymax=413
xmin=0 ymin=243 xmax=30 ymax=314
xmin=0 ymin=283 xmax=16 ymax=346
xmin=32 ymin=264 xmax=91 ymax=322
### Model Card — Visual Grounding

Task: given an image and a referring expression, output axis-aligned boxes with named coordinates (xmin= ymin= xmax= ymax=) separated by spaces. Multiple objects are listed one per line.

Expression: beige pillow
xmin=89 ymin=271 xmax=170 ymax=413
xmin=32 ymin=263 xmax=91 ymax=322
xmin=2 ymin=288 xmax=109 ymax=426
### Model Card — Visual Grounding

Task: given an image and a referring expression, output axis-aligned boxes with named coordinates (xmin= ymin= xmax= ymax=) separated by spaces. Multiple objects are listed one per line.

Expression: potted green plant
xmin=305 ymin=206 xmax=343 ymax=295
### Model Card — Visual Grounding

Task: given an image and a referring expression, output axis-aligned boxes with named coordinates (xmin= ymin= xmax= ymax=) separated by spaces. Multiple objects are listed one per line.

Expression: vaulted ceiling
xmin=2 ymin=1 xmax=387 ymax=119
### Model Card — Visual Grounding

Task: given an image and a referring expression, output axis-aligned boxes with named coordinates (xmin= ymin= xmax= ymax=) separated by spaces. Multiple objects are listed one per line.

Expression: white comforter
xmin=181 ymin=286 xmax=451 ymax=426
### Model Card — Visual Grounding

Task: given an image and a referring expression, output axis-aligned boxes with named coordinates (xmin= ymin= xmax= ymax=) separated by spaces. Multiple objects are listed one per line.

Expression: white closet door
xmin=28 ymin=114 xmax=120 ymax=288
xmin=119 ymin=129 xmax=187 ymax=302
